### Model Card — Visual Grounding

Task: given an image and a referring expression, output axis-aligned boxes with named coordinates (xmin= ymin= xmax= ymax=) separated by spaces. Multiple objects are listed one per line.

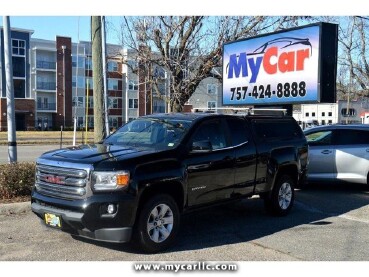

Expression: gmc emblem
xmin=44 ymin=175 xmax=65 ymax=184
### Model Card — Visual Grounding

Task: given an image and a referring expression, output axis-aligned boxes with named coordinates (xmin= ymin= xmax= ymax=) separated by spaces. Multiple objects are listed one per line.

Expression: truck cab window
xmin=192 ymin=120 xmax=226 ymax=150
xmin=226 ymin=117 xmax=249 ymax=146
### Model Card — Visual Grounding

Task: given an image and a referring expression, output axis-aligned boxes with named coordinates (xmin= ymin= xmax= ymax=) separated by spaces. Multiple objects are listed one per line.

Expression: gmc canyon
xmin=31 ymin=112 xmax=308 ymax=252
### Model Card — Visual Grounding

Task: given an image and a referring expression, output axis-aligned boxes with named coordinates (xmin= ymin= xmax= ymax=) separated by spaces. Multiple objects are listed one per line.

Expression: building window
xmin=153 ymin=66 xmax=166 ymax=79
xmin=312 ymin=112 xmax=316 ymax=117
xmin=88 ymin=116 xmax=94 ymax=128
xmin=88 ymin=96 xmax=94 ymax=108
xmin=37 ymin=117 xmax=51 ymax=130
xmin=322 ymin=112 xmax=325 ymax=117
xmin=85 ymin=77 xmax=93 ymax=89
xmin=328 ymin=120 xmax=332 ymax=124
xmin=129 ymin=99 xmax=138 ymax=109
xmin=12 ymin=57 xmax=26 ymax=77
xmin=85 ymin=57 xmax=93 ymax=69
xmin=127 ymin=60 xmax=138 ymax=69
xmin=77 ymin=117 xmax=84 ymax=128
xmin=37 ymin=76 xmax=56 ymax=90
xmin=72 ymin=96 xmax=84 ymax=107
xmin=328 ymin=112 xmax=332 ymax=116
xmin=128 ymin=80 xmax=139 ymax=91
xmin=72 ymin=76 xmax=85 ymax=88
xmin=153 ymin=99 xmax=165 ymax=113
xmin=108 ymin=98 xmax=119 ymax=109
xmin=341 ymin=108 xmax=356 ymax=117
xmin=108 ymin=79 xmax=119 ymax=90
xmin=305 ymin=112 xmax=309 ymax=117
xmin=108 ymin=61 xmax=118 ymax=72
xmin=109 ymin=117 xmax=119 ymax=128
xmin=12 ymin=39 xmax=26 ymax=56
xmin=207 ymin=84 xmax=217 ymax=94
xmin=14 ymin=79 xmax=25 ymax=98
xmin=207 ymin=101 xmax=217 ymax=110
xmin=72 ymin=56 xmax=85 ymax=68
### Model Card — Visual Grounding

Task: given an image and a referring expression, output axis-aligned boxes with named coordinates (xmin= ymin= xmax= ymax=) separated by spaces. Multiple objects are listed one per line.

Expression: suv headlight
xmin=91 ymin=171 xmax=130 ymax=191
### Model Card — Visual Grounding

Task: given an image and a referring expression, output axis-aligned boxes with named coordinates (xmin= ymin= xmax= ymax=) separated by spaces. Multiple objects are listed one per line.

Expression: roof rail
xmin=192 ymin=107 xmax=287 ymax=116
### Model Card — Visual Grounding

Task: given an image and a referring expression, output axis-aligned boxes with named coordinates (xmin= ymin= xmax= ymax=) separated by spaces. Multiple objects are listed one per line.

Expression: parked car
xmin=303 ymin=124 xmax=369 ymax=186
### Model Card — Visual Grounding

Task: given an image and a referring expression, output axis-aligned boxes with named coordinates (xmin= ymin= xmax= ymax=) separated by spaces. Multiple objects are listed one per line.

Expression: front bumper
xmin=31 ymin=191 xmax=137 ymax=243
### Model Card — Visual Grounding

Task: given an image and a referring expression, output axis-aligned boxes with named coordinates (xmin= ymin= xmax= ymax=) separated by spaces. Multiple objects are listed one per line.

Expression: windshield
xmin=104 ymin=118 xmax=192 ymax=150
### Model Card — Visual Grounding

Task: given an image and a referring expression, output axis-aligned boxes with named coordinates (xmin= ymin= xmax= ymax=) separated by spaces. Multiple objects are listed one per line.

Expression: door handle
xmin=321 ymin=150 xmax=332 ymax=154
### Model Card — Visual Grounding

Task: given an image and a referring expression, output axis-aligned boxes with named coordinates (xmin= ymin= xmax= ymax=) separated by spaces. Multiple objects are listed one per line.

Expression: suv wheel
xmin=265 ymin=175 xmax=295 ymax=216
xmin=135 ymin=194 xmax=180 ymax=253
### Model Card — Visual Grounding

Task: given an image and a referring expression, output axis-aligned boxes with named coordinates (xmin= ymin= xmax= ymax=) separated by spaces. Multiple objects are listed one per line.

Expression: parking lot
xmin=1 ymin=183 xmax=369 ymax=261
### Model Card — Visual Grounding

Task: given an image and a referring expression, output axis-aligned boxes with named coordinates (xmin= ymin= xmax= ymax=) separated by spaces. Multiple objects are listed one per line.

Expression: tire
xmin=135 ymin=194 xmax=180 ymax=253
xmin=264 ymin=175 xmax=295 ymax=216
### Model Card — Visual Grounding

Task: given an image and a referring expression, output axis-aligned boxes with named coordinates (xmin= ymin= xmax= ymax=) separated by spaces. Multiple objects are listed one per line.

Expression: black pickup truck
xmin=31 ymin=112 xmax=308 ymax=252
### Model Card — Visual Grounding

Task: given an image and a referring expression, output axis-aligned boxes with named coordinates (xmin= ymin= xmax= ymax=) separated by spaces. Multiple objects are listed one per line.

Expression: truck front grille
xmin=35 ymin=164 xmax=88 ymax=200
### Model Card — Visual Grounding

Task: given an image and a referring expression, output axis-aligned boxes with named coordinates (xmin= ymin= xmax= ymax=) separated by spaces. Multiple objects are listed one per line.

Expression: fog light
xmin=107 ymin=204 xmax=116 ymax=214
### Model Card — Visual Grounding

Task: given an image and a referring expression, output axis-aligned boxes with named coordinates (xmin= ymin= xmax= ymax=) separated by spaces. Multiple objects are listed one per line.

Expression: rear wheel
xmin=265 ymin=175 xmax=295 ymax=216
xmin=135 ymin=194 xmax=180 ymax=253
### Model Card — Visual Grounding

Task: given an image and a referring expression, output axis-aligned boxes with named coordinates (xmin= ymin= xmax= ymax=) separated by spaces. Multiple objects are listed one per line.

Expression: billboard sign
xmin=222 ymin=23 xmax=337 ymax=105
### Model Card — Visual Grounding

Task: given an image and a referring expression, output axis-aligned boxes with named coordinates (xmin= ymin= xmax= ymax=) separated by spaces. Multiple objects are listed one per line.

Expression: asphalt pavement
xmin=0 ymin=144 xmax=62 ymax=164
xmin=2 ymin=184 xmax=369 ymax=261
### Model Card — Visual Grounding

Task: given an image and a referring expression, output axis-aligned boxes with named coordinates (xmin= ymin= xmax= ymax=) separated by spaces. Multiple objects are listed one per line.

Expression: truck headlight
xmin=91 ymin=171 xmax=130 ymax=191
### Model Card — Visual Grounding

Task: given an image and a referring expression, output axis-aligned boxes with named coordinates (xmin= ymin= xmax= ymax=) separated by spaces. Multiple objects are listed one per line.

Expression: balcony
xmin=36 ymin=60 xmax=56 ymax=70
xmin=37 ymin=82 xmax=56 ymax=91
xmin=37 ymin=102 xmax=56 ymax=111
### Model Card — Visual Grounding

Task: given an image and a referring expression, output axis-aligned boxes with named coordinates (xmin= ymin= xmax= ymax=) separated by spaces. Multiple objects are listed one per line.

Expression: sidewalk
xmin=0 ymin=201 xmax=31 ymax=215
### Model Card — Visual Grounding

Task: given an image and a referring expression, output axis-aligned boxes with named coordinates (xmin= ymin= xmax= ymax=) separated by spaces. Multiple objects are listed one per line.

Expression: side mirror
xmin=191 ymin=140 xmax=212 ymax=152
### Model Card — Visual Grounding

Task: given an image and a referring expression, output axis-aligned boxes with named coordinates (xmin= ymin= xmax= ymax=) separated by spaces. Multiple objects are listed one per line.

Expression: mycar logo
xmin=226 ymin=37 xmax=312 ymax=83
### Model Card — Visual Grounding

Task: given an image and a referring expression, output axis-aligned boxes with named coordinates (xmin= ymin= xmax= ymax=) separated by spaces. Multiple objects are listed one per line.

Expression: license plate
xmin=44 ymin=213 xmax=62 ymax=228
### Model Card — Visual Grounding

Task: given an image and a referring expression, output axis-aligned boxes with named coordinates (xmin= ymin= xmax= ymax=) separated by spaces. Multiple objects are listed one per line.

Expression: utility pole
xmin=125 ymin=73 xmax=128 ymax=123
xmin=3 ymin=16 xmax=17 ymax=163
xmin=101 ymin=16 xmax=109 ymax=136
xmin=61 ymin=45 xmax=66 ymax=128
xmin=91 ymin=16 xmax=106 ymax=142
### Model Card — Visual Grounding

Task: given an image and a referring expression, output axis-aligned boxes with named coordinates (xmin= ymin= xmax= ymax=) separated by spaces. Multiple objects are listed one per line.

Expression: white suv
xmin=304 ymin=124 xmax=369 ymax=186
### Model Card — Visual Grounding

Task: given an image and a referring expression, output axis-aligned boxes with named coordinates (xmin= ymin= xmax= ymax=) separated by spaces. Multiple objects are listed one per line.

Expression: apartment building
xmin=187 ymin=77 xmax=222 ymax=110
xmin=0 ymin=28 xmax=222 ymax=131
xmin=0 ymin=27 xmax=34 ymax=131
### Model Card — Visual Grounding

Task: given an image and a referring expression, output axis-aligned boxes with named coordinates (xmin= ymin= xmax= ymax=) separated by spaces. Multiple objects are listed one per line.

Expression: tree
xmin=337 ymin=16 xmax=369 ymax=101
xmin=117 ymin=16 xmax=305 ymax=112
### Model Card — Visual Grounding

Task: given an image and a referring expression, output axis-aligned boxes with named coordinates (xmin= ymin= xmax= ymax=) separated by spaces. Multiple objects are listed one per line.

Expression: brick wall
xmin=0 ymin=98 xmax=35 ymax=131
xmin=56 ymin=37 xmax=72 ymax=128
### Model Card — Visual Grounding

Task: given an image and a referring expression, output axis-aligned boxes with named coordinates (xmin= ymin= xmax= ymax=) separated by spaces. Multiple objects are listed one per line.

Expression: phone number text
xmin=230 ymin=81 xmax=307 ymax=101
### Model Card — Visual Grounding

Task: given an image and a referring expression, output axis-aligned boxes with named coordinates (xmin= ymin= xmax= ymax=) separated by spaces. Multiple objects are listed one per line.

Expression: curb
xmin=0 ymin=201 xmax=31 ymax=215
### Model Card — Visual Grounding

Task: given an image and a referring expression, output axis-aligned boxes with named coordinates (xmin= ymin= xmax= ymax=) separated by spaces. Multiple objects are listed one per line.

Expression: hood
xmin=39 ymin=144 xmax=155 ymax=165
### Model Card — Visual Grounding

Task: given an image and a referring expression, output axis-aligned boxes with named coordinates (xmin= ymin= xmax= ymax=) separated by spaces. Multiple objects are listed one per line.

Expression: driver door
xmin=185 ymin=118 xmax=235 ymax=206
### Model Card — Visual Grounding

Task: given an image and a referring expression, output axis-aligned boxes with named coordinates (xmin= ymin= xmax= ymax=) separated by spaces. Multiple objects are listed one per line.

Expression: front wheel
xmin=135 ymin=194 xmax=180 ymax=253
xmin=265 ymin=175 xmax=295 ymax=216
